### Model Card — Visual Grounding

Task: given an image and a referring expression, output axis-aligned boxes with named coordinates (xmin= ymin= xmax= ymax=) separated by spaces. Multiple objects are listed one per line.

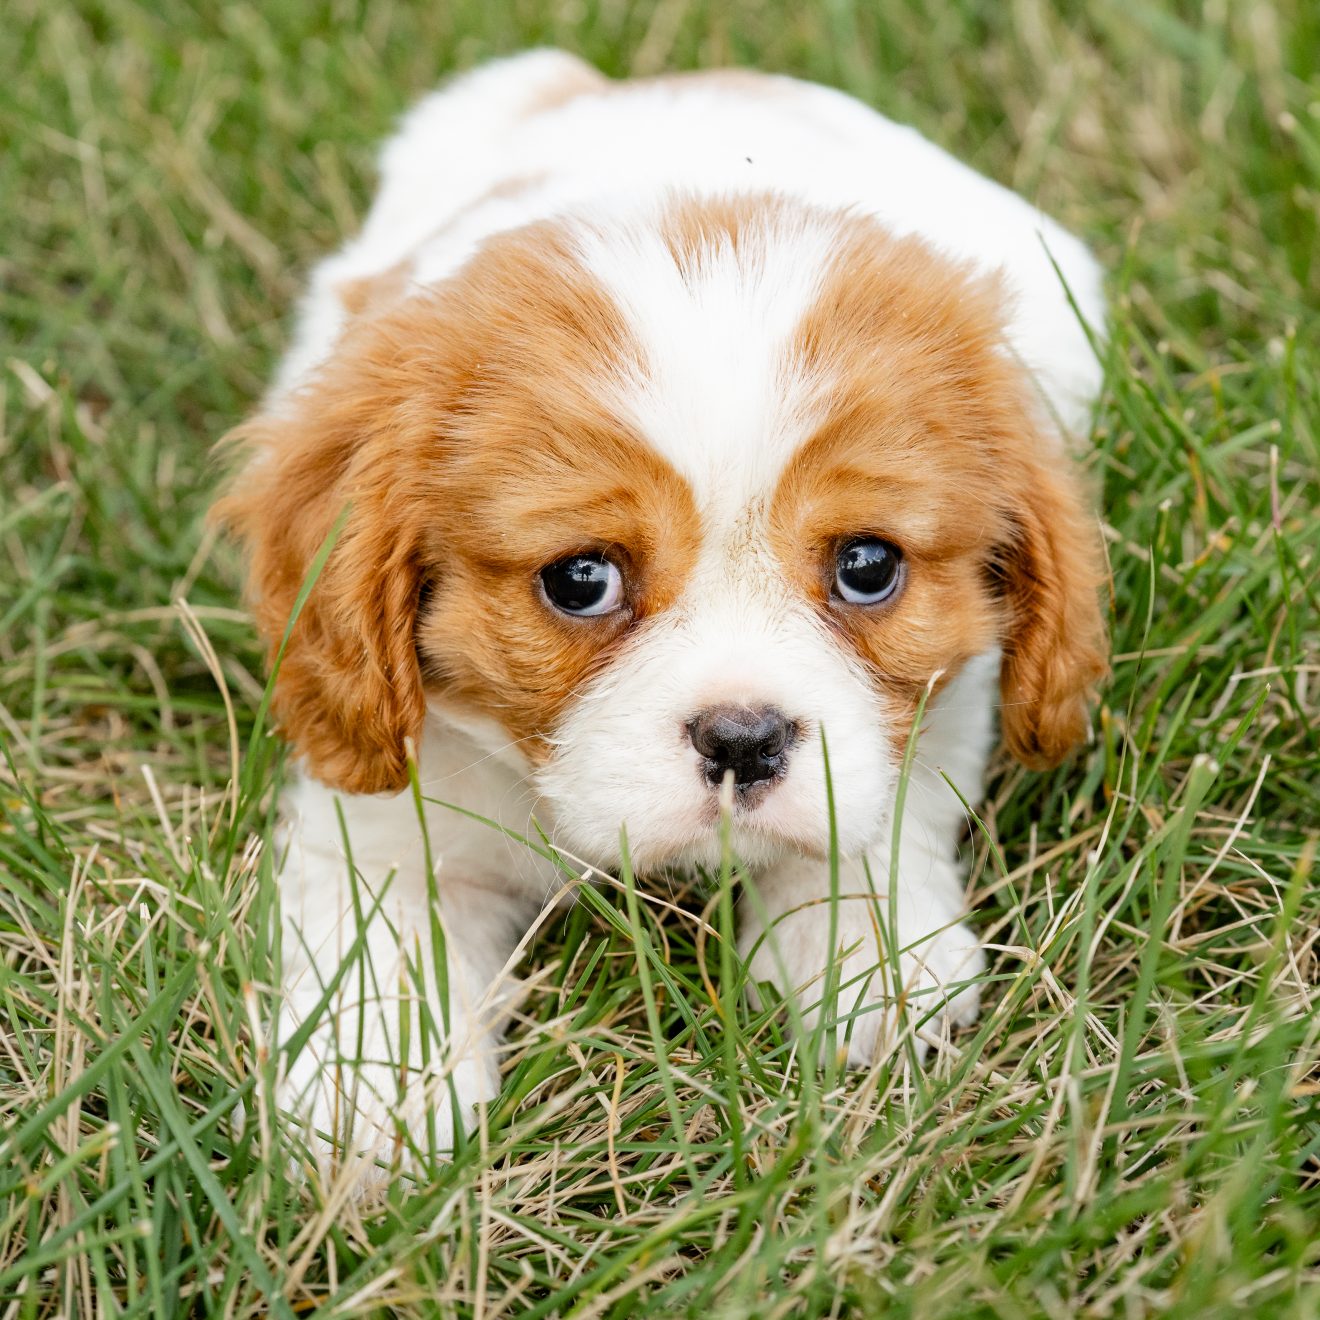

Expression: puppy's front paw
xmin=884 ymin=917 xmax=985 ymax=1060
xmin=277 ymin=1012 xmax=500 ymax=1193
xmin=740 ymin=896 xmax=985 ymax=1068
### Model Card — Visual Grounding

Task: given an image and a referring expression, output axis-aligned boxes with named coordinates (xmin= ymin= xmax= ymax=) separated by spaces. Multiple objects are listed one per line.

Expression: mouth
xmin=692 ymin=766 xmax=785 ymax=826
xmin=673 ymin=810 xmax=822 ymax=873
xmin=724 ymin=778 xmax=779 ymax=813
xmin=688 ymin=770 xmax=811 ymax=854
xmin=584 ymin=775 xmax=826 ymax=875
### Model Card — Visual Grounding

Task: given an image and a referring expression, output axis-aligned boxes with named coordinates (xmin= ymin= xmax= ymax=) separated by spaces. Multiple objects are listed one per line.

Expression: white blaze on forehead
xmin=524 ymin=202 xmax=915 ymax=868
xmin=568 ymin=202 xmax=841 ymax=527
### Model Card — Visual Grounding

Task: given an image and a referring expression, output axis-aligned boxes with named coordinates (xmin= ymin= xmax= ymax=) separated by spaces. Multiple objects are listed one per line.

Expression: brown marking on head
xmin=657 ymin=192 xmax=785 ymax=273
xmin=334 ymin=177 xmax=553 ymax=321
xmin=770 ymin=216 xmax=1108 ymax=760
xmin=215 ymin=220 xmax=700 ymax=794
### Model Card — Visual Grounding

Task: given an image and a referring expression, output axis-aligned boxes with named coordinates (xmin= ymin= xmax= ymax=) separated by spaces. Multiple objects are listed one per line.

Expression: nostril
xmin=687 ymin=705 xmax=795 ymax=788
xmin=756 ymin=715 xmax=789 ymax=759
xmin=685 ymin=713 xmax=720 ymax=763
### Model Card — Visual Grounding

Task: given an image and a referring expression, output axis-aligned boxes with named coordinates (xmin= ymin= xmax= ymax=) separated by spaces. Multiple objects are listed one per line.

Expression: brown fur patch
xmin=658 ymin=192 xmax=790 ymax=272
xmin=215 ymin=220 xmax=700 ymax=794
xmin=770 ymin=216 xmax=1108 ymax=760
xmin=334 ymin=178 xmax=551 ymax=321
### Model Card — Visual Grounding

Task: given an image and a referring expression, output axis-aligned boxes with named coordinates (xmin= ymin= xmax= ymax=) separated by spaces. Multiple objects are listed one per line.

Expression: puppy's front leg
xmin=737 ymin=843 xmax=984 ymax=1066
xmin=274 ymin=785 xmax=538 ymax=1185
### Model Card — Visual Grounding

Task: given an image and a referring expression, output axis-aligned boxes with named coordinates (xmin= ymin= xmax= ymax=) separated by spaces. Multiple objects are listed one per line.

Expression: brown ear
xmin=995 ymin=454 xmax=1109 ymax=769
xmin=213 ymin=388 xmax=430 ymax=796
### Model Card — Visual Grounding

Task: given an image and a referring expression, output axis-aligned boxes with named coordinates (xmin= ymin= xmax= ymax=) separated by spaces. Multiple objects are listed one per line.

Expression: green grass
xmin=2 ymin=1 xmax=1319 ymax=1315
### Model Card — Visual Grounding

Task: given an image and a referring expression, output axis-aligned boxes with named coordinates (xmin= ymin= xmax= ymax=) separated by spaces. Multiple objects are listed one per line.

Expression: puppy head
xmin=216 ymin=197 xmax=1106 ymax=866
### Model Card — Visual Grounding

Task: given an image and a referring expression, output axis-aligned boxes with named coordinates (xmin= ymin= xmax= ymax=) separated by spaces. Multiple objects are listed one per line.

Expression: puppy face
xmin=218 ymin=197 xmax=1106 ymax=869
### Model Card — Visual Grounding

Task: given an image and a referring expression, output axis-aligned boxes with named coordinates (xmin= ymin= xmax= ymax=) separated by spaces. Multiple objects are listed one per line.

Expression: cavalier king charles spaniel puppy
xmin=217 ymin=50 xmax=1107 ymax=1179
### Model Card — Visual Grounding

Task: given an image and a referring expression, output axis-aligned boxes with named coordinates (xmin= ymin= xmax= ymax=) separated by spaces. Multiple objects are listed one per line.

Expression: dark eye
xmin=834 ymin=538 xmax=903 ymax=605
xmin=540 ymin=554 xmax=625 ymax=616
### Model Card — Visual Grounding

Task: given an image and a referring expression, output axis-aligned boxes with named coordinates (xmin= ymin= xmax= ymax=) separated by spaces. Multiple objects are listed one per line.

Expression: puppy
xmin=217 ymin=50 xmax=1107 ymax=1179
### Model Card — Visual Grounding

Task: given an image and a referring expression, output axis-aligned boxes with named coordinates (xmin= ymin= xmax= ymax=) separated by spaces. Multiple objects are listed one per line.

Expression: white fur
xmin=264 ymin=52 xmax=1103 ymax=1184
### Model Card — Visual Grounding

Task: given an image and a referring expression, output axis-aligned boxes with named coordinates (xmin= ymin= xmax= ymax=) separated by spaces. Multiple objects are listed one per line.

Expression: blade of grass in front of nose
xmin=883 ymin=679 xmax=936 ymax=1084
xmin=715 ymin=769 xmax=748 ymax=1189
xmin=617 ymin=825 xmax=702 ymax=1187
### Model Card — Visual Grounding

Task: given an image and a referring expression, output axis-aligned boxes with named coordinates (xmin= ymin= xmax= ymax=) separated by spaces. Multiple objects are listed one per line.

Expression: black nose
xmin=687 ymin=705 xmax=794 ymax=789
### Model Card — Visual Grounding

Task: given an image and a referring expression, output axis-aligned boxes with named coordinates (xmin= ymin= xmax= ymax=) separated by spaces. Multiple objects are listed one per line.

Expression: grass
xmin=2 ymin=0 xmax=1318 ymax=1314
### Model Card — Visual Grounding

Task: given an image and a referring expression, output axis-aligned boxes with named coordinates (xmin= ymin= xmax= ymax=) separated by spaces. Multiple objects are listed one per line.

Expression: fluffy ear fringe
xmin=212 ymin=407 xmax=428 ymax=797
xmin=995 ymin=456 xmax=1109 ymax=769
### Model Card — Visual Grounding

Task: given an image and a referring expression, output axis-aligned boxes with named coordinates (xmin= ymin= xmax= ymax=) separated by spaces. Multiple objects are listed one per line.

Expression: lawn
xmin=2 ymin=1 xmax=1318 ymax=1315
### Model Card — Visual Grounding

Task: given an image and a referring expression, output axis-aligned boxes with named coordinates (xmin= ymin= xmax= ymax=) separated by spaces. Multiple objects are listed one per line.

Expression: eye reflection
xmin=540 ymin=554 xmax=625 ymax=616
xmin=834 ymin=538 xmax=903 ymax=605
